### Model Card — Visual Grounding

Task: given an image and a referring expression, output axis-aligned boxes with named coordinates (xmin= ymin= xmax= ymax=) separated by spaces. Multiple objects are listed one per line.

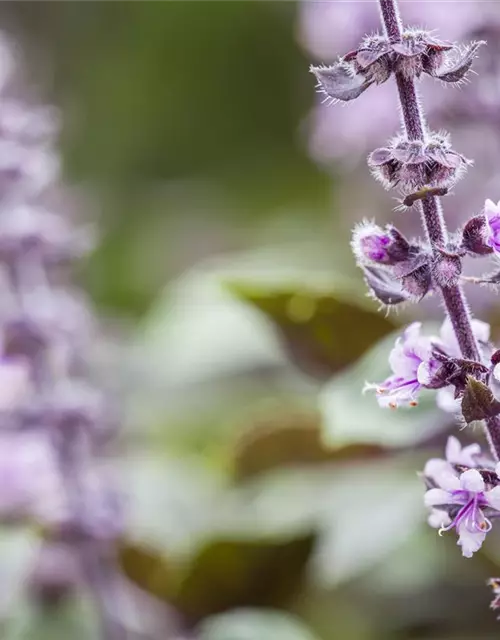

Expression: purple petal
xmin=424 ymin=488 xmax=452 ymax=507
xmin=485 ymin=486 xmax=500 ymax=511
xmin=457 ymin=520 xmax=486 ymax=558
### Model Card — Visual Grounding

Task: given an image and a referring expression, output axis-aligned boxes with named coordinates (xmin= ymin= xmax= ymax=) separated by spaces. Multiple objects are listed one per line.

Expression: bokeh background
xmin=3 ymin=1 xmax=500 ymax=639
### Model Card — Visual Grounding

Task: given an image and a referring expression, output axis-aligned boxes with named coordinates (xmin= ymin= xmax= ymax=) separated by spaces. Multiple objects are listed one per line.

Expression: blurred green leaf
xmin=198 ymin=608 xmax=320 ymax=640
xmin=123 ymin=454 xmax=225 ymax=557
xmin=319 ymin=325 xmax=450 ymax=448
xmin=174 ymin=533 xmax=316 ymax=621
xmin=118 ymin=543 xmax=176 ymax=605
xmin=312 ymin=460 xmax=426 ymax=586
xmin=232 ymin=408 xmax=384 ymax=481
xmin=226 ymin=273 xmax=396 ymax=379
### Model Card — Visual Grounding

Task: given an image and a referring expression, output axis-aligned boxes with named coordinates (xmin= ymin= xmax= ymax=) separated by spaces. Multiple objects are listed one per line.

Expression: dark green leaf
xmin=226 ymin=278 xmax=396 ymax=379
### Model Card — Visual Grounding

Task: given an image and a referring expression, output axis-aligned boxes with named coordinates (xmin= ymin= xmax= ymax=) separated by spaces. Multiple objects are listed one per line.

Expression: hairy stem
xmin=378 ymin=0 xmax=500 ymax=459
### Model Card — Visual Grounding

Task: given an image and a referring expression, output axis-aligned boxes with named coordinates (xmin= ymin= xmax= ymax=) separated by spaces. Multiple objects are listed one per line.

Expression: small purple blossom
xmin=367 ymin=318 xmax=491 ymax=411
xmin=364 ymin=322 xmax=435 ymax=408
xmin=424 ymin=464 xmax=500 ymax=557
xmin=485 ymin=199 xmax=500 ymax=254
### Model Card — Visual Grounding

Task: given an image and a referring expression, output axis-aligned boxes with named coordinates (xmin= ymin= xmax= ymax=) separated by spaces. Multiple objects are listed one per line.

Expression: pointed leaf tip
xmin=461 ymin=376 xmax=500 ymax=424
xmin=310 ymin=62 xmax=372 ymax=102
xmin=432 ymin=40 xmax=485 ymax=84
xmin=362 ymin=265 xmax=410 ymax=306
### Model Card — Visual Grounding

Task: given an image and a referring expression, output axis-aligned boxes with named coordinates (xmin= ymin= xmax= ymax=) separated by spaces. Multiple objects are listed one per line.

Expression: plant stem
xmin=378 ymin=0 xmax=500 ymax=459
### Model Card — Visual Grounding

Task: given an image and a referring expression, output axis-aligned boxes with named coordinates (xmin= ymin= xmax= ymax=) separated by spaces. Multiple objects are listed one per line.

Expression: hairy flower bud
xmin=461 ymin=214 xmax=493 ymax=256
xmin=351 ymin=220 xmax=412 ymax=265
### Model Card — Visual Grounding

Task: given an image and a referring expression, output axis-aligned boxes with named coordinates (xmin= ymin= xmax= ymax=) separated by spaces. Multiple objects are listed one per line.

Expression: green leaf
xmin=311 ymin=460 xmax=426 ymax=585
xmin=198 ymin=609 xmax=320 ymax=640
xmin=461 ymin=376 xmax=500 ymax=424
xmin=174 ymin=534 xmax=316 ymax=621
xmin=319 ymin=326 xmax=449 ymax=448
xmin=225 ymin=270 xmax=396 ymax=379
xmin=118 ymin=543 xmax=176 ymax=604
xmin=232 ymin=408 xmax=384 ymax=481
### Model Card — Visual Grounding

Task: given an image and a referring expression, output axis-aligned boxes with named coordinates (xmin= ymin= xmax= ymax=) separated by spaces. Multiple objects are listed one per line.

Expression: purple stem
xmin=378 ymin=0 xmax=500 ymax=460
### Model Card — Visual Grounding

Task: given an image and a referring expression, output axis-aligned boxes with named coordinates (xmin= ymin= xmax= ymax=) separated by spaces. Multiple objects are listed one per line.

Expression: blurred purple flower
xmin=0 ymin=29 xmax=129 ymax=634
xmin=0 ymin=432 xmax=62 ymax=522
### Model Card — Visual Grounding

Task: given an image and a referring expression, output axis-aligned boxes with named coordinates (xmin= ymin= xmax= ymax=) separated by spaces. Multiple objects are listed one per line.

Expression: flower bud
xmin=461 ymin=214 xmax=493 ymax=256
xmin=368 ymin=132 xmax=469 ymax=193
xmin=352 ymin=221 xmax=412 ymax=266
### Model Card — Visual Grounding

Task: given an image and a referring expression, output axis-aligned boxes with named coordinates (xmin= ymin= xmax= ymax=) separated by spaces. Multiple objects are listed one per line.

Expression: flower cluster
xmin=310 ymin=0 xmax=500 ymax=614
xmin=368 ymin=132 xmax=471 ymax=193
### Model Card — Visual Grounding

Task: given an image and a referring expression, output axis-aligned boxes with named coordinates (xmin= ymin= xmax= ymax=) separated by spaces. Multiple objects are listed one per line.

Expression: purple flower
xmin=367 ymin=317 xmax=491 ymax=411
xmin=485 ymin=199 xmax=500 ymax=254
xmin=423 ymin=437 xmax=481 ymax=530
xmin=424 ymin=466 xmax=500 ymax=557
xmin=364 ymin=322 xmax=435 ymax=408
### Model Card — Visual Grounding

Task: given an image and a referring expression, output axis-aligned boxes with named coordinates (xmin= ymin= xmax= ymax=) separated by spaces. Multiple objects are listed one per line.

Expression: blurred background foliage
xmin=1 ymin=2 xmax=500 ymax=639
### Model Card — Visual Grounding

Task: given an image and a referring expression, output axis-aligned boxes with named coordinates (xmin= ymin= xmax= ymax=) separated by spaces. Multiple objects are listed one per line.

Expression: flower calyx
xmin=368 ymin=132 xmax=470 ymax=193
xmin=310 ymin=31 xmax=484 ymax=104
